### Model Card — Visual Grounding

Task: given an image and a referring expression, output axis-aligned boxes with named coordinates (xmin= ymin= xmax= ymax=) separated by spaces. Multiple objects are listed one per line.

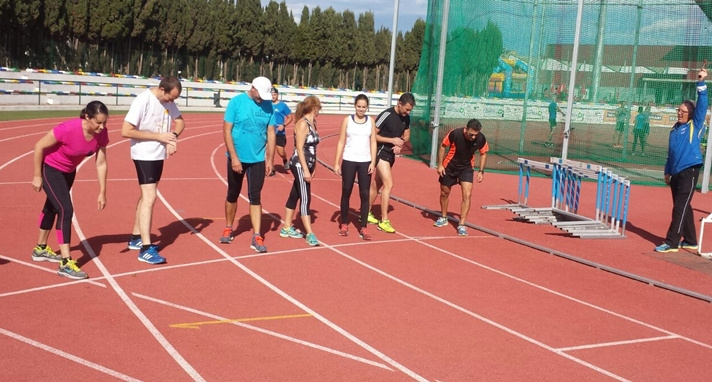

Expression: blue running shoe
xmin=279 ymin=226 xmax=304 ymax=239
xmin=457 ymin=225 xmax=468 ymax=236
xmin=127 ymin=237 xmax=142 ymax=250
xmin=680 ymin=240 xmax=698 ymax=250
xmin=654 ymin=243 xmax=678 ymax=253
xmin=251 ymin=234 xmax=267 ymax=253
xmin=138 ymin=245 xmax=166 ymax=264
xmin=305 ymin=233 xmax=319 ymax=246
xmin=434 ymin=217 xmax=448 ymax=227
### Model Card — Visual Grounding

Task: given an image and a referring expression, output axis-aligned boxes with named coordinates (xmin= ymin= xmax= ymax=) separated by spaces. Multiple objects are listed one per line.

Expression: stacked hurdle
xmin=548 ymin=158 xmax=630 ymax=238
xmin=483 ymin=157 xmax=630 ymax=238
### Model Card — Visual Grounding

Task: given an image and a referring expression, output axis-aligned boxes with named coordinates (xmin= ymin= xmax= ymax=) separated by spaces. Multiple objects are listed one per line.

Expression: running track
xmin=1 ymin=113 xmax=712 ymax=381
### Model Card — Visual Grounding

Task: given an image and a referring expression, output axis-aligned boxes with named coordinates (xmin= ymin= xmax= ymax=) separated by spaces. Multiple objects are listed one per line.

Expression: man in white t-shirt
xmin=121 ymin=76 xmax=185 ymax=265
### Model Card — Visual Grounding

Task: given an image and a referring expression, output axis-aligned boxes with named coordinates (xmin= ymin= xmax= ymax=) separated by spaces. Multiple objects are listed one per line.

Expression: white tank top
xmin=343 ymin=115 xmax=372 ymax=163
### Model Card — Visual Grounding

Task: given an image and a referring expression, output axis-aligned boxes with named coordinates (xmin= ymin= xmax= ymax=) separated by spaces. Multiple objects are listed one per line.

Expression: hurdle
xmin=484 ymin=157 xmax=630 ymax=238
xmin=482 ymin=158 xmax=556 ymax=210
xmin=549 ymin=158 xmax=630 ymax=238
xmin=697 ymin=214 xmax=712 ymax=259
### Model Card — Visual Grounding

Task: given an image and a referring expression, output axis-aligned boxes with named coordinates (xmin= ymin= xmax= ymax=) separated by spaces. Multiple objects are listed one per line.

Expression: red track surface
xmin=2 ymin=113 xmax=712 ymax=381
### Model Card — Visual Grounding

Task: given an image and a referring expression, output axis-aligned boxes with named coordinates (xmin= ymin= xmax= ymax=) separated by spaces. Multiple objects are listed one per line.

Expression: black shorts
xmin=134 ymin=160 xmax=164 ymax=185
xmin=375 ymin=146 xmax=396 ymax=167
xmin=439 ymin=167 xmax=474 ymax=187
xmin=615 ymin=122 xmax=625 ymax=132
xmin=276 ymin=134 xmax=287 ymax=147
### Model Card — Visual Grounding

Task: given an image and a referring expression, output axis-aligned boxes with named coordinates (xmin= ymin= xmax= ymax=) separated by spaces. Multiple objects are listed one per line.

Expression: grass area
xmin=0 ymin=110 xmax=81 ymax=121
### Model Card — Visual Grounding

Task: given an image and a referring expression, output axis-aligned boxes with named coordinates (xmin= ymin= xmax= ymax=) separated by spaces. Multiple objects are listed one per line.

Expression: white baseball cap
xmin=251 ymin=76 xmax=272 ymax=100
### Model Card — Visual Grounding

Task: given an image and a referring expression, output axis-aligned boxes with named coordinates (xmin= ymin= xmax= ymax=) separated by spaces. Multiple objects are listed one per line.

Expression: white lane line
xmin=0 ymin=254 xmax=106 ymax=289
xmin=2 ymin=237 xmax=470 ymax=299
xmin=0 ymin=130 xmax=45 ymax=143
xmin=69 ymin=139 xmax=206 ymax=381
xmin=156 ymin=188 xmax=428 ymax=382
xmin=404 ymin=235 xmax=712 ymax=352
xmin=556 ymin=335 xmax=679 ymax=352
xmin=210 ymin=151 xmax=629 ymax=381
xmin=133 ymin=293 xmax=393 ymax=372
xmin=0 ymin=327 xmax=141 ymax=382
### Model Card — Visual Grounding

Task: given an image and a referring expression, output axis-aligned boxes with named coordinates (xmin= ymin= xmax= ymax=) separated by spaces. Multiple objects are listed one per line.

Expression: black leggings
xmin=286 ymin=164 xmax=314 ymax=217
xmin=226 ymin=158 xmax=265 ymax=205
xmin=39 ymin=164 xmax=76 ymax=245
xmin=340 ymin=160 xmax=371 ymax=228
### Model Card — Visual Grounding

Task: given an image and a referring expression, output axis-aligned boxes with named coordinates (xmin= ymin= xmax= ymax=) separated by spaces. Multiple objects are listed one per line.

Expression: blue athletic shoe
xmin=654 ymin=243 xmax=678 ymax=253
xmin=305 ymin=233 xmax=319 ymax=246
xmin=138 ymin=245 xmax=166 ymax=264
xmin=457 ymin=225 xmax=468 ymax=236
xmin=434 ymin=217 xmax=448 ymax=227
xmin=127 ymin=237 xmax=142 ymax=250
xmin=680 ymin=240 xmax=698 ymax=250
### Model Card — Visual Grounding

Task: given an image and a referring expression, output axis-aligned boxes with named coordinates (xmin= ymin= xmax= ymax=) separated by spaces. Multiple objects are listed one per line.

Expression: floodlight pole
xmin=561 ymin=0 xmax=584 ymax=160
xmin=386 ymin=0 xmax=400 ymax=107
xmin=429 ymin=0 xmax=451 ymax=168
xmin=519 ymin=0 xmax=539 ymax=154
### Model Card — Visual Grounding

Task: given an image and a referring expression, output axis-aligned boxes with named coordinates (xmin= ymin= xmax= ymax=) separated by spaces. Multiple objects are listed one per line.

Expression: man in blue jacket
xmin=655 ymin=67 xmax=708 ymax=252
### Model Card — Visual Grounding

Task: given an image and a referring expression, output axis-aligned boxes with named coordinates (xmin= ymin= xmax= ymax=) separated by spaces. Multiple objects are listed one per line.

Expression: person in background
xmin=654 ymin=67 xmax=708 ymax=253
xmin=220 ymin=76 xmax=276 ymax=253
xmin=31 ymin=101 xmax=110 ymax=279
xmin=280 ymin=96 xmax=321 ymax=246
xmin=269 ymin=87 xmax=294 ymax=175
xmin=613 ymin=101 xmax=629 ymax=148
xmin=545 ymin=95 xmax=565 ymax=147
xmin=367 ymin=93 xmax=416 ymax=234
xmin=122 ymin=76 xmax=184 ymax=265
xmin=631 ymin=105 xmax=650 ymax=156
xmin=433 ymin=119 xmax=489 ymax=236
xmin=333 ymin=94 xmax=377 ymax=240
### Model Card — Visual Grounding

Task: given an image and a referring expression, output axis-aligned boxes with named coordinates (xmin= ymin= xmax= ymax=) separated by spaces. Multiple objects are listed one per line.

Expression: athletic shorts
xmin=276 ymin=134 xmax=287 ymax=148
xmin=134 ymin=160 xmax=164 ymax=185
xmin=615 ymin=122 xmax=625 ymax=132
xmin=439 ymin=167 xmax=474 ymax=187
xmin=375 ymin=146 xmax=396 ymax=167
xmin=549 ymin=119 xmax=557 ymax=129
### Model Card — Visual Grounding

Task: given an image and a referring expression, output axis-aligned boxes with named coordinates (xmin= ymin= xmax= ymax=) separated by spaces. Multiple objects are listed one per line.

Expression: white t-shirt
xmin=343 ymin=115 xmax=372 ymax=163
xmin=125 ymin=89 xmax=182 ymax=160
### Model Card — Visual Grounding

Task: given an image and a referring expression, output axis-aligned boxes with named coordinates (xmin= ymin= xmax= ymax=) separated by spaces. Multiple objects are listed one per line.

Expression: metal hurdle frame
xmin=697 ymin=214 xmax=712 ymax=259
xmin=482 ymin=158 xmax=556 ymax=210
xmin=549 ymin=158 xmax=630 ymax=238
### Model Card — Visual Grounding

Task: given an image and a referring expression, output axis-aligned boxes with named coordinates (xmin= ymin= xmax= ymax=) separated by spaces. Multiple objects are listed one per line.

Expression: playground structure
xmin=483 ymin=157 xmax=630 ymax=239
xmin=489 ymin=55 xmax=532 ymax=98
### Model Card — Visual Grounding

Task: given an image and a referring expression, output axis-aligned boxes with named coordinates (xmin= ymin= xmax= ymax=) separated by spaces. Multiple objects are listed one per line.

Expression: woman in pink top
xmin=31 ymin=101 xmax=110 ymax=280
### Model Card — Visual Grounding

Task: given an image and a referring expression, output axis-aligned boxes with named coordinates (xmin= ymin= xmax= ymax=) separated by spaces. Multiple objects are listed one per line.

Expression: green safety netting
xmin=411 ymin=0 xmax=712 ymax=186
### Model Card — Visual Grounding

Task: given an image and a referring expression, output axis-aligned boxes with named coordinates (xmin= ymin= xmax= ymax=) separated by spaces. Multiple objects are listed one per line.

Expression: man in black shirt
xmin=367 ymin=93 xmax=415 ymax=233
xmin=434 ymin=119 xmax=489 ymax=236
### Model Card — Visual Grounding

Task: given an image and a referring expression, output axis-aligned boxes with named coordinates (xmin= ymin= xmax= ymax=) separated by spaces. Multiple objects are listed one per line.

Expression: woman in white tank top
xmin=333 ymin=94 xmax=377 ymax=240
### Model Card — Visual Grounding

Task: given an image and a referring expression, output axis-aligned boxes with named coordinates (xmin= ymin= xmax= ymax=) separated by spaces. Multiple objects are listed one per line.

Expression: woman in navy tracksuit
xmin=655 ymin=68 xmax=708 ymax=252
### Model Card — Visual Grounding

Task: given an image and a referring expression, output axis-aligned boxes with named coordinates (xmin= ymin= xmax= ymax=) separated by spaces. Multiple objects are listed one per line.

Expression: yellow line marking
xmin=170 ymin=313 xmax=313 ymax=329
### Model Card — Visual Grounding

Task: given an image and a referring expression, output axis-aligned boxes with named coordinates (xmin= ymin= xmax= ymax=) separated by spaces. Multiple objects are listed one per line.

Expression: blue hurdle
xmin=483 ymin=157 xmax=630 ymax=238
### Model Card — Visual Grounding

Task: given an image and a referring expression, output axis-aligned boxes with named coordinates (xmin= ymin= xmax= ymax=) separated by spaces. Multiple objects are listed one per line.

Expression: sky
xmin=260 ymin=0 xmax=428 ymax=32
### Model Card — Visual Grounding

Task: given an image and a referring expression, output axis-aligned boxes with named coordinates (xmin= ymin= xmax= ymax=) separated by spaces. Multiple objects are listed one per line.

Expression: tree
xmin=355 ymin=12 xmax=376 ymax=90
xmin=338 ymin=10 xmax=357 ymax=88
xmin=374 ymin=27 xmax=392 ymax=91
xmin=235 ymin=0 xmax=264 ymax=78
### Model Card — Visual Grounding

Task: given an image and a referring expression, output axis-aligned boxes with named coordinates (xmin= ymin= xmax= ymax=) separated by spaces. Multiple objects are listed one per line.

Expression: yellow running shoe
xmin=367 ymin=212 xmax=379 ymax=224
xmin=377 ymin=219 xmax=396 ymax=233
xmin=57 ymin=259 xmax=88 ymax=280
xmin=32 ymin=245 xmax=62 ymax=263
